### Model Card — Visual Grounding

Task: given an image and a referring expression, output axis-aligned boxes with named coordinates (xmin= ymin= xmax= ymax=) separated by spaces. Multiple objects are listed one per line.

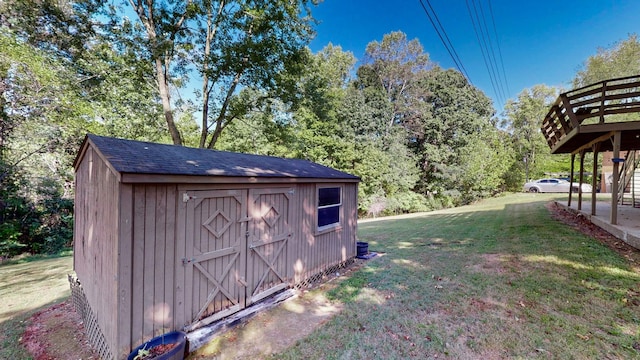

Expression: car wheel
xmin=529 ymin=187 xmax=539 ymax=193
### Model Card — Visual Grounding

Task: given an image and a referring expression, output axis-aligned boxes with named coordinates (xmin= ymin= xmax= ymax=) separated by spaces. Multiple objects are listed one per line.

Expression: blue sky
xmin=308 ymin=0 xmax=640 ymax=114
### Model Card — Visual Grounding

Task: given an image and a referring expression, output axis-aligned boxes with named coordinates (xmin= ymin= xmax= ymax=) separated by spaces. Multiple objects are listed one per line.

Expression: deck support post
xmin=591 ymin=143 xmax=600 ymax=215
xmin=568 ymin=153 xmax=576 ymax=207
xmin=611 ymin=131 xmax=621 ymax=225
xmin=578 ymin=150 xmax=586 ymax=211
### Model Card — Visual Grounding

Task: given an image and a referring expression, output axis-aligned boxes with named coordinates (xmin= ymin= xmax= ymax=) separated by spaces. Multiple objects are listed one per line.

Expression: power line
xmin=487 ymin=0 xmax=511 ymax=96
xmin=475 ymin=0 xmax=506 ymax=102
xmin=418 ymin=0 xmax=473 ymax=85
xmin=423 ymin=0 xmax=473 ymax=84
xmin=465 ymin=0 xmax=505 ymax=105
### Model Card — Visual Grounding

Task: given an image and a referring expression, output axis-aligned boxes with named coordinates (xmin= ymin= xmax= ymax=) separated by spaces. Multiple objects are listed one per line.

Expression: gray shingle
xmin=83 ymin=134 xmax=360 ymax=180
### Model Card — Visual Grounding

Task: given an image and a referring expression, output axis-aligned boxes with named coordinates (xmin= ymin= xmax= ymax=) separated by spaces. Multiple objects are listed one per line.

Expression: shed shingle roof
xmin=79 ymin=134 xmax=360 ymax=181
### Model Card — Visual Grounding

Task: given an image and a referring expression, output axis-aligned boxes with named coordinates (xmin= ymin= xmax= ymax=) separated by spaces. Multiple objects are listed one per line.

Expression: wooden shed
xmin=72 ymin=134 xmax=359 ymax=359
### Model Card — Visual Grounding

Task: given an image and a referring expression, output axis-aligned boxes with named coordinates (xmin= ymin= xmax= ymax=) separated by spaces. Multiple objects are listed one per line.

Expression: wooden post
xmin=568 ymin=153 xmax=576 ymax=207
xmin=578 ymin=150 xmax=585 ymax=210
xmin=611 ymin=131 xmax=621 ymax=225
xmin=591 ymin=143 xmax=600 ymax=216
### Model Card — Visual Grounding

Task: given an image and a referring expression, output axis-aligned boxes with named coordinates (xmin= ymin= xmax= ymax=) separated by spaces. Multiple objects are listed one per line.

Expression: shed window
xmin=318 ymin=187 xmax=341 ymax=229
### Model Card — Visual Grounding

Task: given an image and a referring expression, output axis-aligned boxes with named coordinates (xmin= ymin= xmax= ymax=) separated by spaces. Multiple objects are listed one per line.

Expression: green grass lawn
xmin=274 ymin=193 xmax=640 ymax=359
xmin=0 ymin=255 xmax=73 ymax=359
xmin=2 ymin=194 xmax=639 ymax=359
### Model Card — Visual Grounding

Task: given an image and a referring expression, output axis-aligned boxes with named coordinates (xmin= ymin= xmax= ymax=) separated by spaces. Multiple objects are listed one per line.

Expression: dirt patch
xmin=188 ymin=261 xmax=368 ymax=359
xmin=546 ymin=201 xmax=640 ymax=268
xmin=20 ymin=300 xmax=98 ymax=360
xmin=188 ymin=288 xmax=343 ymax=359
xmin=469 ymin=253 xmax=507 ymax=274
xmin=19 ymin=260 xmax=366 ymax=360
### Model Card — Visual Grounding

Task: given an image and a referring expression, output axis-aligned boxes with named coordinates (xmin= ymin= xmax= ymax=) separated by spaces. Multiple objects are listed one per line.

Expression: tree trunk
xmin=199 ymin=0 xmax=225 ymax=148
xmin=156 ymin=58 xmax=182 ymax=145
xmin=130 ymin=0 xmax=183 ymax=146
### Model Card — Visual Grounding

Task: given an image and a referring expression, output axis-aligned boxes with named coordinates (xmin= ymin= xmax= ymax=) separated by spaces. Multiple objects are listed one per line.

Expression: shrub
xmin=0 ymin=222 xmax=26 ymax=257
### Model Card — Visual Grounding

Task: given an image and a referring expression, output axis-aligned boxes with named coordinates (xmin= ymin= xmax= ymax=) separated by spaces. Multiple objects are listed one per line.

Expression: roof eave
xmin=119 ymin=173 xmax=360 ymax=184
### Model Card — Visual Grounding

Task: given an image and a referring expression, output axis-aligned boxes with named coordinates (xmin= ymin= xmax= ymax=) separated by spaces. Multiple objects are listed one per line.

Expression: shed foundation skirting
xmin=69 ymin=275 xmax=114 ymax=360
xmin=293 ymin=258 xmax=355 ymax=289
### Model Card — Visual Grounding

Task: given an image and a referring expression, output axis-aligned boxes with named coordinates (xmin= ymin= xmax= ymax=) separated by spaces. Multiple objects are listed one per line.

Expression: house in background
xmin=71 ymin=134 xmax=360 ymax=359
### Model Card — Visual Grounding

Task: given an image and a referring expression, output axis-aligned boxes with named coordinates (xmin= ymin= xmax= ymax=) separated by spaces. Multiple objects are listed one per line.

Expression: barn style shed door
xmin=246 ymin=188 xmax=293 ymax=305
xmin=181 ymin=187 xmax=293 ymax=330
xmin=182 ymin=189 xmax=248 ymax=329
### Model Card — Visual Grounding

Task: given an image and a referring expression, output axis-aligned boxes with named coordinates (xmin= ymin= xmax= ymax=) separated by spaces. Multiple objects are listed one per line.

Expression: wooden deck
xmin=541 ymin=75 xmax=640 ymax=225
xmin=541 ymin=75 xmax=640 ymax=155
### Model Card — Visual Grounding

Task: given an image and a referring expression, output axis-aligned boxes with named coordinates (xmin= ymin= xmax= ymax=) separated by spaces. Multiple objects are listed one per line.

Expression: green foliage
xmin=30 ymin=197 xmax=74 ymax=254
xmin=0 ymin=162 xmax=73 ymax=257
xmin=415 ymin=68 xmax=497 ymax=202
xmin=384 ymin=191 xmax=431 ymax=214
xmin=457 ymin=130 xmax=512 ymax=202
xmin=0 ymin=30 xmax=86 ymax=257
xmin=91 ymin=0 xmax=319 ymax=147
xmin=502 ymin=85 xmax=563 ymax=185
xmin=0 ymin=223 xmax=26 ymax=258
xmin=573 ymin=34 xmax=640 ymax=88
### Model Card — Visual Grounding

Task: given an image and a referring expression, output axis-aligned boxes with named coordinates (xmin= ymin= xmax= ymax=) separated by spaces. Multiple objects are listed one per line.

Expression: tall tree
xmin=416 ymin=67 xmax=496 ymax=199
xmin=100 ymin=0 xmax=317 ymax=147
xmin=573 ymin=34 xmax=640 ymax=88
xmin=358 ymin=31 xmax=433 ymax=141
xmin=0 ymin=0 xmax=165 ymax=143
xmin=0 ymin=30 xmax=91 ymax=255
xmin=291 ymin=45 xmax=355 ymax=164
xmin=502 ymin=85 xmax=559 ymax=183
xmin=3 ymin=0 xmax=317 ymax=148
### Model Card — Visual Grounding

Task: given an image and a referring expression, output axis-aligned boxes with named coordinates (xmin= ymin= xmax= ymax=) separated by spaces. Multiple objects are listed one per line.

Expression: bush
xmin=385 ymin=192 xmax=431 ymax=214
xmin=0 ymin=222 xmax=26 ymax=257
xmin=29 ymin=197 xmax=74 ymax=254
xmin=1 ymin=167 xmax=74 ymax=256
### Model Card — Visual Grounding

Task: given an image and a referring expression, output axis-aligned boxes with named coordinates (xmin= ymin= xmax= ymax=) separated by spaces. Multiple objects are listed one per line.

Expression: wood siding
xmin=120 ymin=184 xmax=179 ymax=356
xmin=293 ymin=183 xmax=358 ymax=283
xmin=73 ymin=146 xmax=120 ymax=357
xmin=75 ymin=155 xmax=358 ymax=357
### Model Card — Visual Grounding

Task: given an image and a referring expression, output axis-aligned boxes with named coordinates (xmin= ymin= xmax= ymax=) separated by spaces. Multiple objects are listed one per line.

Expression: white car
xmin=523 ymin=178 xmax=593 ymax=193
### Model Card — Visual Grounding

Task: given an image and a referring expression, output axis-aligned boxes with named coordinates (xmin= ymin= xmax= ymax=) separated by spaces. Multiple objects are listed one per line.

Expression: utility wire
xmin=465 ymin=0 xmax=504 ymax=105
xmin=487 ymin=0 xmax=511 ymax=96
xmin=423 ymin=0 xmax=473 ymax=84
xmin=475 ymin=0 xmax=506 ymax=102
xmin=418 ymin=0 xmax=473 ymax=85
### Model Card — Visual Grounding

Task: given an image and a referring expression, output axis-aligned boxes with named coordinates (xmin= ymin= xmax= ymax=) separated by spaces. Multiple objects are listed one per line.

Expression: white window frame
xmin=316 ymin=185 xmax=343 ymax=233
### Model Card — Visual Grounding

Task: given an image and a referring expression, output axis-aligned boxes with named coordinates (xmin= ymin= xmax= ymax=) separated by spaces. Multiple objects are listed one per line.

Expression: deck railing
xmin=541 ymin=75 xmax=640 ymax=151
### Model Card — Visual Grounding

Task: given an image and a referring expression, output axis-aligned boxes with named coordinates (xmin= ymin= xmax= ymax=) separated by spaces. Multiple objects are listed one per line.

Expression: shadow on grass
xmin=279 ymin=195 xmax=640 ymax=359
xmin=0 ymin=256 xmax=73 ymax=323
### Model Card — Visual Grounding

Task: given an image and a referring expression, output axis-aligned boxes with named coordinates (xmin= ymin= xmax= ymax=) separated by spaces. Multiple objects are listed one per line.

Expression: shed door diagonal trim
xmin=181 ymin=187 xmax=294 ymax=331
xmin=182 ymin=189 xmax=247 ymax=331
xmin=246 ymin=188 xmax=293 ymax=305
